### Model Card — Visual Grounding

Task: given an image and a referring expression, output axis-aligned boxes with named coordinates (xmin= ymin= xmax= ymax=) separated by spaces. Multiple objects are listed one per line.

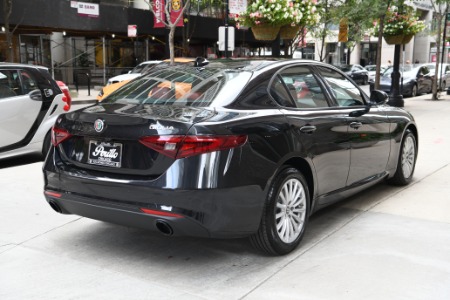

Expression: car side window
xmin=271 ymin=66 xmax=330 ymax=108
xmin=269 ymin=76 xmax=296 ymax=108
xmin=317 ymin=66 xmax=366 ymax=107
xmin=19 ymin=70 xmax=39 ymax=94
xmin=0 ymin=70 xmax=22 ymax=99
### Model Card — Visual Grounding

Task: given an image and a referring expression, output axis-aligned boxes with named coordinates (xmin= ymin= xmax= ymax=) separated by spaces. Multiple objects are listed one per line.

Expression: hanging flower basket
xmin=280 ymin=25 xmax=301 ymax=40
xmin=384 ymin=34 xmax=414 ymax=45
xmin=251 ymin=24 xmax=281 ymax=41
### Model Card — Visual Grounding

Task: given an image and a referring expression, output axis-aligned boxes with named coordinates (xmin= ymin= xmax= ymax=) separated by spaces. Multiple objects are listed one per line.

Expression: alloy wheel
xmin=401 ymin=135 xmax=416 ymax=179
xmin=275 ymin=178 xmax=307 ymax=243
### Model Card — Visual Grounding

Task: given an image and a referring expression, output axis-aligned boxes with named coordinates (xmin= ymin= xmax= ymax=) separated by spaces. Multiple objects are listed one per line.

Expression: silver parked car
xmin=0 ymin=63 xmax=69 ymax=160
xmin=423 ymin=63 xmax=450 ymax=90
xmin=365 ymin=64 xmax=388 ymax=82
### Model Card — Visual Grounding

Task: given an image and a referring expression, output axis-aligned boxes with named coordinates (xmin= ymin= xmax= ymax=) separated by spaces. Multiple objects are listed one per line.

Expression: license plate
xmin=88 ymin=140 xmax=122 ymax=168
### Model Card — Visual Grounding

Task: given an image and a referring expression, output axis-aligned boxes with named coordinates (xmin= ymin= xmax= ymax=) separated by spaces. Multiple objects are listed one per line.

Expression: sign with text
xmin=153 ymin=0 xmax=165 ymax=28
xmin=153 ymin=0 xmax=184 ymax=28
xmin=229 ymin=0 xmax=247 ymax=18
xmin=77 ymin=1 xmax=99 ymax=18
xmin=218 ymin=26 xmax=235 ymax=51
xmin=128 ymin=25 xmax=137 ymax=37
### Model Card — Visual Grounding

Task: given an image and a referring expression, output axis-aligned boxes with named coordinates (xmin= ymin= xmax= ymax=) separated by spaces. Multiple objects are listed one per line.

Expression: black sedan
xmin=336 ymin=64 xmax=369 ymax=85
xmin=43 ymin=59 xmax=418 ymax=255
xmin=370 ymin=64 xmax=433 ymax=97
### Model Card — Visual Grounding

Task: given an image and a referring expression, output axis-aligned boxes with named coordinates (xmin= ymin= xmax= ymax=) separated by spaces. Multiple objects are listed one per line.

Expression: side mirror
xmin=370 ymin=89 xmax=388 ymax=104
xmin=29 ymin=89 xmax=43 ymax=101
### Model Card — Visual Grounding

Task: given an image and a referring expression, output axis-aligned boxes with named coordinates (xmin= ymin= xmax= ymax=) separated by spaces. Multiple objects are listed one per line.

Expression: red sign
xmin=153 ymin=0 xmax=165 ymax=28
xmin=170 ymin=0 xmax=184 ymax=27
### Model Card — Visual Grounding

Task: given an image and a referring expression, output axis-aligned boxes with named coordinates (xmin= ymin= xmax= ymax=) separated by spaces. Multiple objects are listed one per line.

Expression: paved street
xmin=1 ymin=91 xmax=450 ymax=299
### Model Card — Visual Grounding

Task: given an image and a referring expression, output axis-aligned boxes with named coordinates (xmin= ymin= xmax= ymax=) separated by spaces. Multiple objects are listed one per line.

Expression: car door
xmin=317 ymin=66 xmax=391 ymax=187
xmin=0 ymin=69 xmax=42 ymax=148
xmin=417 ymin=66 xmax=431 ymax=93
xmin=444 ymin=65 xmax=450 ymax=89
xmin=352 ymin=65 xmax=365 ymax=83
xmin=270 ymin=65 xmax=351 ymax=201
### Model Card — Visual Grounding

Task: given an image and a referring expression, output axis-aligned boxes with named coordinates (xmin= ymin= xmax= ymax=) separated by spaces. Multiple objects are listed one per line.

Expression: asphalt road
xmin=1 ymin=92 xmax=450 ymax=300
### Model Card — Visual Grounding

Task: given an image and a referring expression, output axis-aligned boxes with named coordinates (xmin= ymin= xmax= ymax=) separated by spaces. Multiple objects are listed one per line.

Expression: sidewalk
xmin=412 ymin=89 xmax=450 ymax=101
xmin=70 ymin=87 xmax=98 ymax=105
xmin=1 ymin=83 xmax=450 ymax=300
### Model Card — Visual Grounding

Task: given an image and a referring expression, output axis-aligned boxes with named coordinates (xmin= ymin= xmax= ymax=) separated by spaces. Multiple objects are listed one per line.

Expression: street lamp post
xmin=388 ymin=1 xmax=405 ymax=108
xmin=225 ymin=0 xmax=229 ymax=59
xmin=388 ymin=44 xmax=404 ymax=107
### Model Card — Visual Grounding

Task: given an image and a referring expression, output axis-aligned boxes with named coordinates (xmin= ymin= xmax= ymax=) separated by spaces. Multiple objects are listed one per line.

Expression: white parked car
xmin=107 ymin=60 xmax=161 ymax=85
xmin=423 ymin=63 xmax=450 ymax=90
xmin=0 ymin=63 xmax=70 ymax=160
xmin=365 ymin=64 xmax=388 ymax=82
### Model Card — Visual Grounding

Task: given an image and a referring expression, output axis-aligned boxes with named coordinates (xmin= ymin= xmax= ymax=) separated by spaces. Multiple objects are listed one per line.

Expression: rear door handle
xmin=350 ymin=122 xmax=362 ymax=129
xmin=299 ymin=125 xmax=317 ymax=134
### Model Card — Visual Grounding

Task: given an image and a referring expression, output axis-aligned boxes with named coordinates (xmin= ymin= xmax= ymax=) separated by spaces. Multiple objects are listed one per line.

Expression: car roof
xmin=0 ymin=62 xmax=49 ymax=70
xmin=137 ymin=60 xmax=162 ymax=65
xmin=155 ymin=58 xmax=326 ymax=73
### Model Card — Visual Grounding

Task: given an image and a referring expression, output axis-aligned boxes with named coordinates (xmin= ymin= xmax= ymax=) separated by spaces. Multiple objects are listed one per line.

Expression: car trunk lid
xmin=55 ymin=103 xmax=216 ymax=177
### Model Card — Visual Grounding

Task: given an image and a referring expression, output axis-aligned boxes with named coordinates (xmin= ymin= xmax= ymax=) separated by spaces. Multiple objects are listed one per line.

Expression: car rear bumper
xmin=43 ymin=149 xmax=266 ymax=239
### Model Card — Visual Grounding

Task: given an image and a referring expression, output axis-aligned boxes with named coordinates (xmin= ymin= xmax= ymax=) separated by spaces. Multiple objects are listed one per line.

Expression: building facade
xmin=307 ymin=1 xmax=443 ymax=67
xmin=0 ymin=0 xmax=446 ymax=85
xmin=0 ymin=0 xmax=262 ymax=85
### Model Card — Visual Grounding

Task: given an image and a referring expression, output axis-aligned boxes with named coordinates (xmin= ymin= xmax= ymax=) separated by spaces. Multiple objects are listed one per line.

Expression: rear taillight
xmin=139 ymin=135 xmax=247 ymax=159
xmin=51 ymin=126 xmax=72 ymax=146
xmin=140 ymin=208 xmax=184 ymax=218
xmin=62 ymin=90 xmax=71 ymax=111
xmin=44 ymin=190 xmax=62 ymax=198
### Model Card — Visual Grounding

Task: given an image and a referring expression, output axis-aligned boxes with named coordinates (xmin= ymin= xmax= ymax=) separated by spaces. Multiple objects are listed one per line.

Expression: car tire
xmin=42 ymin=130 xmax=52 ymax=158
xmin=250 ymin=167 xmax=310 ymax=255
xmin=410 ymin=84 xmax=418 ymax=97
xmin=388 ymin=129 xmax=417 ymax=186
xmin=363 ymin=75 xmax=368 ymax=85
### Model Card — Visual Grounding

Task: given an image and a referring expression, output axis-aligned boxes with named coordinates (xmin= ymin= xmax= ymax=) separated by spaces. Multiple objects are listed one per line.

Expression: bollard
xmin=86 ymin=73 xmax=91 ymax=96
xmin=74 ymin=73 xmax=79 ymax=93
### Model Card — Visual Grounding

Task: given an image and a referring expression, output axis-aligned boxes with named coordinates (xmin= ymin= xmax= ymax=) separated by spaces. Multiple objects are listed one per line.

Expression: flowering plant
xmin=235 ymin=0 xmax=320 ymax=28
xmin=376 ymin=4 xmax=426 ymax=36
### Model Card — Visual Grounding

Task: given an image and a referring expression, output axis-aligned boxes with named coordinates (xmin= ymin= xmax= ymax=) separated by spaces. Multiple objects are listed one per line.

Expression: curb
xmin=72 ymin=100 xmax=97 ymax=105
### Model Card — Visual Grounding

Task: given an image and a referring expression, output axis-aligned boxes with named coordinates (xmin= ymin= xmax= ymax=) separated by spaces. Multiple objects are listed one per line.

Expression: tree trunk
xmin=169 ymin=25 xmax=175 ymax=65
xmin=432 ymin=13 xmax=443 ymax=100
xmin=374 ymin=16 xmax=385 ymax=90
xmin=4 ymin=0 xmax=13 ymax=62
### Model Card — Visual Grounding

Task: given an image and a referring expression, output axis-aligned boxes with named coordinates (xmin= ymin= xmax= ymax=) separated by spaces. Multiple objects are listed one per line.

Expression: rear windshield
xmin=102 ymin=66 xmax=252 ymax=107
xmin=338 ymin=65 xmax=352 ymax=72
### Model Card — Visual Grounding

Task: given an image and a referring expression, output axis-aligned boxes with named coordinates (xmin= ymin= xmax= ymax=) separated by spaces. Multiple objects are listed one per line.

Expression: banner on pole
xmin=153 ymin=0 xmax=165 ymax=28
xmin=170 ymin=0 xmax=184 ymax=27
xmin=338 ymin=18 xmax=348 ymax=43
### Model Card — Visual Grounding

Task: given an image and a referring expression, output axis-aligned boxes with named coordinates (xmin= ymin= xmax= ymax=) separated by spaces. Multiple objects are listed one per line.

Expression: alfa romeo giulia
xmin=43 ymin=59 xmax=418 ymax=255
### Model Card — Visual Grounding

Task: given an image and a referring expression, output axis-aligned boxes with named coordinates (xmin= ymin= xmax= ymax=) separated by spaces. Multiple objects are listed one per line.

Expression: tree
xmin=144 ymin=0 xmax=191 ymax=65
xmin=336 ymin=0 xmax=391 ymax=88
xmin=309 ymin=0 xmax=336 ymax=62
xmin=3 ymin=0 xmax=13 ymax=62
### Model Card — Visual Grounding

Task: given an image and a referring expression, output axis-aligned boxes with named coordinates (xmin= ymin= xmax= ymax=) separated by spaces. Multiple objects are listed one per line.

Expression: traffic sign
xmin=218 ymin=26 xmax=235 ymax=51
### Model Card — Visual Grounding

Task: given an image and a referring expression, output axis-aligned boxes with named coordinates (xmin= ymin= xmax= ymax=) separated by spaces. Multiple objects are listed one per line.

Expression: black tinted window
xmin=103 ymin=66 xmax=252 ymax=107
xmin=275 ymin=66 xmax=329 ymax=108
xmin=317 ymin=67 xmax=365 ymax=107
